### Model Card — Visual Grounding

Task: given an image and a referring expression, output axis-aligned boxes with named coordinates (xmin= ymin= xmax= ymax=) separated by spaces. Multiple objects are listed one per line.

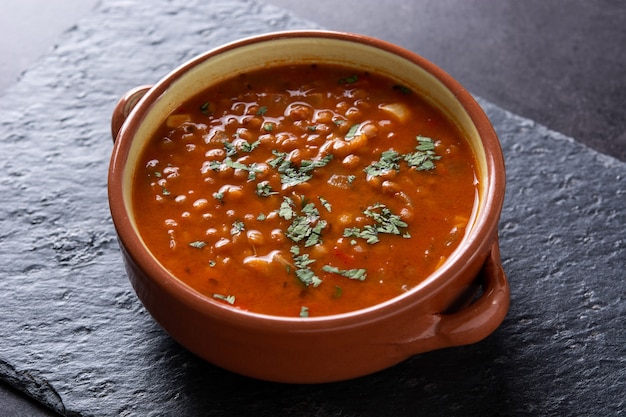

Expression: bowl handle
xmin=433 ymin=240 xmax=510 ymax=348
xmin=111 ymin=85 xmax=152 ymax=142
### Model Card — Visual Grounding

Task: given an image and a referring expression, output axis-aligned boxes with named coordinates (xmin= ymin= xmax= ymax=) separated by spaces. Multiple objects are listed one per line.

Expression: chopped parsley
xmin=223 ymin=141 xmax=237 ymax=157
xmin=278 ymin=198 xmax=328 ymax=247
xmin=393 ymin=84 xmax=412 ymax=94
xmin=212 ymin=294 xmax=236 ymax=305
xmin=188 ymin=241 xmax=207 ymax=249
xmin=256 ymin=181 xmax=278 ymax=197
xmin=319 ymin=196 xmax=332 ymax=212
xmin=343 ymin=203 xmax=409 ymax=244
xmin=364 ymin=150 xmax=402 ymax=177
xmin=345 ymin=123 xmax=360 ymax=140
xmin=269 ymin=151 xmax=333 ymax=188
xmin=322 ymin=265 xmax=367 ymax=281
xmin=200 ymin=102 xmax=212 ymax=115
xmin=404 ymin=136 xmax=441 ymax=171
xmin=230 ymin=220 xmax=245 ymax=236
xmin=339 ymin=74 xmax=359 ymax=84
xmin=208 ymin=157 xmax=262 ymax=181
xmin=212 ymin=191 xmax=224 ymax=203
xmin=290 ymin=246 xmax=322 ymax=287
xmin=240 ymin=139 xmax=261 ymax=153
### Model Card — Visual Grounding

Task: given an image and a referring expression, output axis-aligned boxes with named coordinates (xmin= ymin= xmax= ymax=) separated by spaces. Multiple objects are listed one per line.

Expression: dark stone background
xmin=0 ymin=0 xmax=624 ymax=416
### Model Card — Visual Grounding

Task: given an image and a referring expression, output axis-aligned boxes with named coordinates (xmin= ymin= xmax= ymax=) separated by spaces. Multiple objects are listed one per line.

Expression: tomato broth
xmin=133 ymin=64 xmax=479 ymax=317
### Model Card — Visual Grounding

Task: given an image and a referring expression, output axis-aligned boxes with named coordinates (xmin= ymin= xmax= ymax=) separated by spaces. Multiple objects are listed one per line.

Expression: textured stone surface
xmin=0 ymin=0 xmax=624 ymax=416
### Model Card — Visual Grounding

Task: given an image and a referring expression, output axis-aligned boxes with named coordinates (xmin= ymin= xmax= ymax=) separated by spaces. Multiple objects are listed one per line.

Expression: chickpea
xmin=247 ymin=230 xmax=265 ymax=247
xmin=346 ymin=133 xmax=367 ymax=153
xmin=331 ymin=139 xmax=350 ymax=158
xmin=314 ymin=109 xmax=334 ymax=124
xmin=253 ymin=162 xmax=271 ymax=180
xmin=214 ymin=238 xmax=231 ymax=253
xmin=270 ymin=229 xmax=286 ymax=244
xmin=360 ymin=122 xmax=378 ymax=139
xmin=218 ymin=185 xmax=243 ymax=201
xmin=258 ymin=133 xmax=275 ymax=146
xmin=286 ymin=103 xmax=313 ymax=121
xmin=277 ymin=133 xmax=300 ymax=152
xmin=313 ymin=123 xmax=330 ymax=135
xmin=218 ymin=164 xmax=234 ymax=179
xmin=233 ymin=168 xmax=249 ymax=181
xmin=309 ymin=243 xmax=329 ymax=258
xmin=366 ymin=175 xmax=382 ymax=189
xmin=163 ymin=166 xmax=179 ymax=179
xmin=342 ymin=154 xmax=360 ymax=169
xmin=344 ymin=107 xmax=361 ymax=120
xmin=381 ymin=180 xmax=400 ymax=194
xmin=244 ymin=116 xmax=262 ymax=130
xmin=306 ymin=134 xmax=325 ymax=147
xmin=336 ymin=101 xmax=349 ymax=113
xmin=288 ymin=148 xmax=304 ymax=166
xmin=192 ymin=198 xmax=208 ymax=209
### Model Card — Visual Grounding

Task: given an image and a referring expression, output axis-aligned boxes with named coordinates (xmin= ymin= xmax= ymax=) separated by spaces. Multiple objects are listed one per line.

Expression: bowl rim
xmin=108 ymin=29 xmax=505 ymax=328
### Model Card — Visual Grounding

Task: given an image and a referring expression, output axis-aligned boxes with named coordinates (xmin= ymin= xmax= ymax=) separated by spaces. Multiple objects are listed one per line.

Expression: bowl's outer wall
xmin=121 ymin=238 xmax=500 ymax=383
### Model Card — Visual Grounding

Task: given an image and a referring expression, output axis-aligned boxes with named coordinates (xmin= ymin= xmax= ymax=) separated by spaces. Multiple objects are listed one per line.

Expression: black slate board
xmin=0 ymin=0 xmax=624 ymax=416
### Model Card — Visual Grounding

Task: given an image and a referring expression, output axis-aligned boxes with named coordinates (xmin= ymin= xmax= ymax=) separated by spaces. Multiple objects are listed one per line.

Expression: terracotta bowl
xmin=108 ymin=30 xmax=509 ymax=383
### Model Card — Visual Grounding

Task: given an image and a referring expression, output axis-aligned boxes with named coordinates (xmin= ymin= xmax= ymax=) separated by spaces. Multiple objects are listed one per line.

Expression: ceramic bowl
xmin=108 ymin=30 xmax=509 ymax=383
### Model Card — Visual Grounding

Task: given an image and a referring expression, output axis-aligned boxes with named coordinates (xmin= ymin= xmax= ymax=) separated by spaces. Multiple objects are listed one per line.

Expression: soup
xmin=132 ymin=63 xmax=478 ymax=317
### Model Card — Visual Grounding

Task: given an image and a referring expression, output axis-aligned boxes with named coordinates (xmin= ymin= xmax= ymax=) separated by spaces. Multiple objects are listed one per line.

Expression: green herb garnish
xmin=241 ymin=139 xmax=261 ymax=153
xmin=404 ymin=136 xmax=441 ymax=171
xmin=333 ymin=286 xmax=343 ymax=299
xmin=364 ymin=150 xmax=402 ymax=177
xmin=200 ymin=102 xmax=211 ymax=115
xmin=290 ymin=246 xmax=322 ymax=287
xmin=345 ymin=123 xmax=360 ymax=140
xmin=189 ymin=241 xmax=207 ymax=248
xmin=278 ymin=197 xmax=296 ymax=220
xmin=213 ymin=294 xmax=236 ymax=305
xmin=393 ymin=85 xmax=412 ymax=94
xmin=256 ymin=181 xmax=278 ymax=197
xmin=230 ymin=220 xmax=245 ymax=236
xmin=319 ymin=196 xmax=332 ymax=212
xmin=343 ymin=203 xmax=409 ymax=244
xmin=212 ymin=191 xmax=224 ymax=204
xmin=339 ymin=74 xmax=359 ymax=84
xmin=299 ymin=306 xmax=309 ymax=317
xmin=279 ymin=199 xmax=327 ymax=247
xmin=223 ymin=141 xmax=237 ymax=157
xmin=270 ymin=151 xmax=333 ymax=188
xmin=322 ymin=265 xmax=367 ymax=281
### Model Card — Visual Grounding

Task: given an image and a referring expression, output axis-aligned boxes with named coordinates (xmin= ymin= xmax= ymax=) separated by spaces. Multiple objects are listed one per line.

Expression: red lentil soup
xmin=133 ymin=64 xmax=478 ymax=317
